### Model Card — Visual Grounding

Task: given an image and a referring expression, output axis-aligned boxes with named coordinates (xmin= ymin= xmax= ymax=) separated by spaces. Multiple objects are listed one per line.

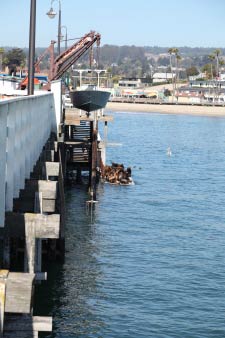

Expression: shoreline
xmin=105 ymin=102 xmax=225 ymax=117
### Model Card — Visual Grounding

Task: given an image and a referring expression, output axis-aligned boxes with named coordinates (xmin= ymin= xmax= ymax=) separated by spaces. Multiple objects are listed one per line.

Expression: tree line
xmin=0 ymin=45 xmax=224 ymax=81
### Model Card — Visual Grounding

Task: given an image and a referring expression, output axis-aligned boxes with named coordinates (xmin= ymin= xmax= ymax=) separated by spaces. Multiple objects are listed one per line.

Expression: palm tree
xmin=168 ymin=48 xmax=178 ymax=101
xmin=0 ymin=48 xmax=4 ymax=72
xmin=175 ymin=54 xmax=182 ymax=83
xmin=208 ymin=54 xmax=215 ymax=80
xmin=174 ymin=51 xmax=181 ymax=90
xmin=214 ymin=49 xmax=221 ymax=78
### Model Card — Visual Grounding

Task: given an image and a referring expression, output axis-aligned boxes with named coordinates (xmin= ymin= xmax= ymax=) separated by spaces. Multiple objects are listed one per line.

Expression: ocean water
xmin=38 ymin=111 xmax=225 ymax=338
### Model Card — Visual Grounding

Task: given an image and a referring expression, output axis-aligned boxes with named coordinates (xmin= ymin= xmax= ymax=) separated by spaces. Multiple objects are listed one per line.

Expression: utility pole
xmin=28 ymin=0 xmax=36 ymax=95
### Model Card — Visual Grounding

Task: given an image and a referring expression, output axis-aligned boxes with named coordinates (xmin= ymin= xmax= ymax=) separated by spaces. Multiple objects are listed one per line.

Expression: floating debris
xmin=102 ymin=162 xmax=133 ymax=185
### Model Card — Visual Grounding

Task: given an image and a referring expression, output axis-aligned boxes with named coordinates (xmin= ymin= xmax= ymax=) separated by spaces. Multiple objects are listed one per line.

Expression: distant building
xmin=189 ymin=73 xmax=206 ymax=81
xmin=118 ymin=78 xmax=142 ymax=88
xmin=175 ymin=86 xmax=204 ymax=103
xmin=118 ymin=87 xmax=159 ymax=99
xmin=152 ymin=72 xmax=176 ymax=83
xmin=189 ymin=80 xmax=225 ymax=89
xmin=176 ymin=82 xmax=225 ymax=103
xmin=118 ymin=78 xmax=151 ymax=88
xmin=219 ymin=73 xmax=225 ymax=81
xmin=0 ymin=76 xmax=20 ymax=95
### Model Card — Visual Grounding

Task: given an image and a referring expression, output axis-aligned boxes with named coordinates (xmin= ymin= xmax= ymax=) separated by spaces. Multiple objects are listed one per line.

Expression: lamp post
xmin=95 ymin=70 xmax=106 ymax=88
xmin=60 ymin=25 xmax=67 ymax=50
xmin=28 ymin=0 xmax=36 ymax=95
xmin=46 ymin=0 xmax=61 ymax=55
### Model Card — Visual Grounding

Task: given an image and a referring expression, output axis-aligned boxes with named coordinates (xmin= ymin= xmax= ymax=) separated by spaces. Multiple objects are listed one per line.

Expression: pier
xmin=0 ymin=80 xmax=112 ymax=337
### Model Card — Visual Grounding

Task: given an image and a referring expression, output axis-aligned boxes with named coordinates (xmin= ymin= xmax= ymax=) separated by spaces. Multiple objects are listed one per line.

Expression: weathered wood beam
xmin=44 ymin=162 xmax=60 ymax=179
xmin=38 ymin=181 xmax=58 ymax=199
xmin=26 ymin=214 xmax=60 ymax=239
xmin=0 ymin=270 xmax=8 ymax=334
xmin=5 ymin=212 xmax=60 ymax=239
xmin=13 ymin=198 xmax=56 ymax=213
xmin=5 ymin=273 xmax=34 ymax=314
xmin=25 ymin=213 xmax=60 ymax=239
xmin=64 ymin=109 xmax=113 ymax=124
xmin=22 ymin=180 xmax=58 ymax=199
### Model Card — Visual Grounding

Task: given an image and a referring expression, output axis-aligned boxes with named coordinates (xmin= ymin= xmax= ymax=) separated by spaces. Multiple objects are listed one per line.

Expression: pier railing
xmin=0 ymin=91 xmax=59 ymax=227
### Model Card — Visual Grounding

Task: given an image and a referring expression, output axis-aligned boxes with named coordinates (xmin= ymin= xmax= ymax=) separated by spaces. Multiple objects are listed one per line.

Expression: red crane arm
xmin=35 ymin=40 xmax=56 ymax=73
xmin=49 ymin=31 xmax=101 ymax=81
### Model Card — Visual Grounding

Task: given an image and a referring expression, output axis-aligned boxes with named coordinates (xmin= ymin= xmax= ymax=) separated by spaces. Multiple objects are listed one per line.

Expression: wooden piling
xmin=90 ymin=126 xmax=98 ymax=200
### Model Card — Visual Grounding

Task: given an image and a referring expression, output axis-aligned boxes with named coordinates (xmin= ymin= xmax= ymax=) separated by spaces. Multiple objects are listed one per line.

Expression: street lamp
xmin=46 ymin=0 xmax=61 ymax=55
xmin=95 ymin=70 xmax=106 ymax=88
xmin=60 ymin=25 xmax=67 ymax=50
xmin=28 ymin=0 xmax=36 ymax=95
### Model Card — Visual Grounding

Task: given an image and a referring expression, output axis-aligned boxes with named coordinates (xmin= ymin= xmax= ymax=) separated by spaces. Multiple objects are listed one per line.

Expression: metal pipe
xmin=28 ymin=0 xmax=36 ymax=95
xmin=61 ymin=25 xmax=67 ymax=50
xmin=57 ymin=0 xmax=61 ymax=55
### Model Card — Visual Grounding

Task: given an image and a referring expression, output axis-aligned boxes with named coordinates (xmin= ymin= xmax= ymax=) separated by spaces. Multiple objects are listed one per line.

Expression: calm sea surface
xmin=37 ymin=111 xmax=225 ymax=338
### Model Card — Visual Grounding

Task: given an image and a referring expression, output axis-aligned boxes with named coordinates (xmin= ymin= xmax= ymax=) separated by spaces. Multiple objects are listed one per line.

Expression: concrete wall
xmin=51 ymin=80 xmax=62 ymax=132
xmin=0 ymin=91 xmax=58 ymax=227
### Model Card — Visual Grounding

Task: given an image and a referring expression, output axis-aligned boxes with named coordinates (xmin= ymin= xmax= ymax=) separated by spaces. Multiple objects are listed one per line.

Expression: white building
xmin=0 ymin=76 xmax=21 ymax=95
xmin=219 ymin=73 xmax=225 ymax=81
xmin=152 ymin=72 xmax=176 ymax=83
xmin=189 ymin=73 xmax=206 ymax=81
xmin=118 ymin=78 xmax=142 ymax=88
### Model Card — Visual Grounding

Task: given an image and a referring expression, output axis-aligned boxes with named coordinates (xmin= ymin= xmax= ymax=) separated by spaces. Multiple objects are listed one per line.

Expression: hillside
xmin=2 ymin=44 xmax=225 ymax=78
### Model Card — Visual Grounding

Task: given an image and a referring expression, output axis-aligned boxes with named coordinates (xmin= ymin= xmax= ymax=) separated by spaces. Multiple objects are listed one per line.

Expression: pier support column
xmin=76 ymin=167 xmax=82 ymax=184
xmin=23 ymin=213 xmax=60 ymax=273
xmin=89 ymin=118 xmax=98 ymax=201
xmin=34 ymin=192 xmax=42 ymax=274
xmin=24 ymin=220 xmax=36 ymax=274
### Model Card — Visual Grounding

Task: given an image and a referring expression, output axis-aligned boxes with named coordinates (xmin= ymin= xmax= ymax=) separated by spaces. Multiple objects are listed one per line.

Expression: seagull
xmin=167 ymin=147 xmax=172 ymax=157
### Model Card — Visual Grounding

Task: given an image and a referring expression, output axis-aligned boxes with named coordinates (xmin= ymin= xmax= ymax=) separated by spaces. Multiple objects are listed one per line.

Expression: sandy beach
xmin=105 ymin=102 xmax=225 ymax=117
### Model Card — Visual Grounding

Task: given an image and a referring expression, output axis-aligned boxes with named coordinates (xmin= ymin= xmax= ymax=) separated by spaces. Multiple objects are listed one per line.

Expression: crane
xmin=35 ymin=40 xmax=56 ymax=73
xmin=20 ymin=31 xmax=100 ymax=90
xmin=49 ymin=31 xmax=101 ymax=81
xmin=19 ymin=41 xmax=55 ymax=89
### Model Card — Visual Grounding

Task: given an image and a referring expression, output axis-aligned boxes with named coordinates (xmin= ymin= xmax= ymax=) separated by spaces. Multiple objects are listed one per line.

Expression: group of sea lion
xmin=102 ymin=162 xmax=132 ymax=185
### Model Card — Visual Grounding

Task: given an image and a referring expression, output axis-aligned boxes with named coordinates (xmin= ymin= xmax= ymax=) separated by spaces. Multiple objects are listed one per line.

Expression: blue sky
xmin=1 ymin=0 xmax=225 ymax=48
